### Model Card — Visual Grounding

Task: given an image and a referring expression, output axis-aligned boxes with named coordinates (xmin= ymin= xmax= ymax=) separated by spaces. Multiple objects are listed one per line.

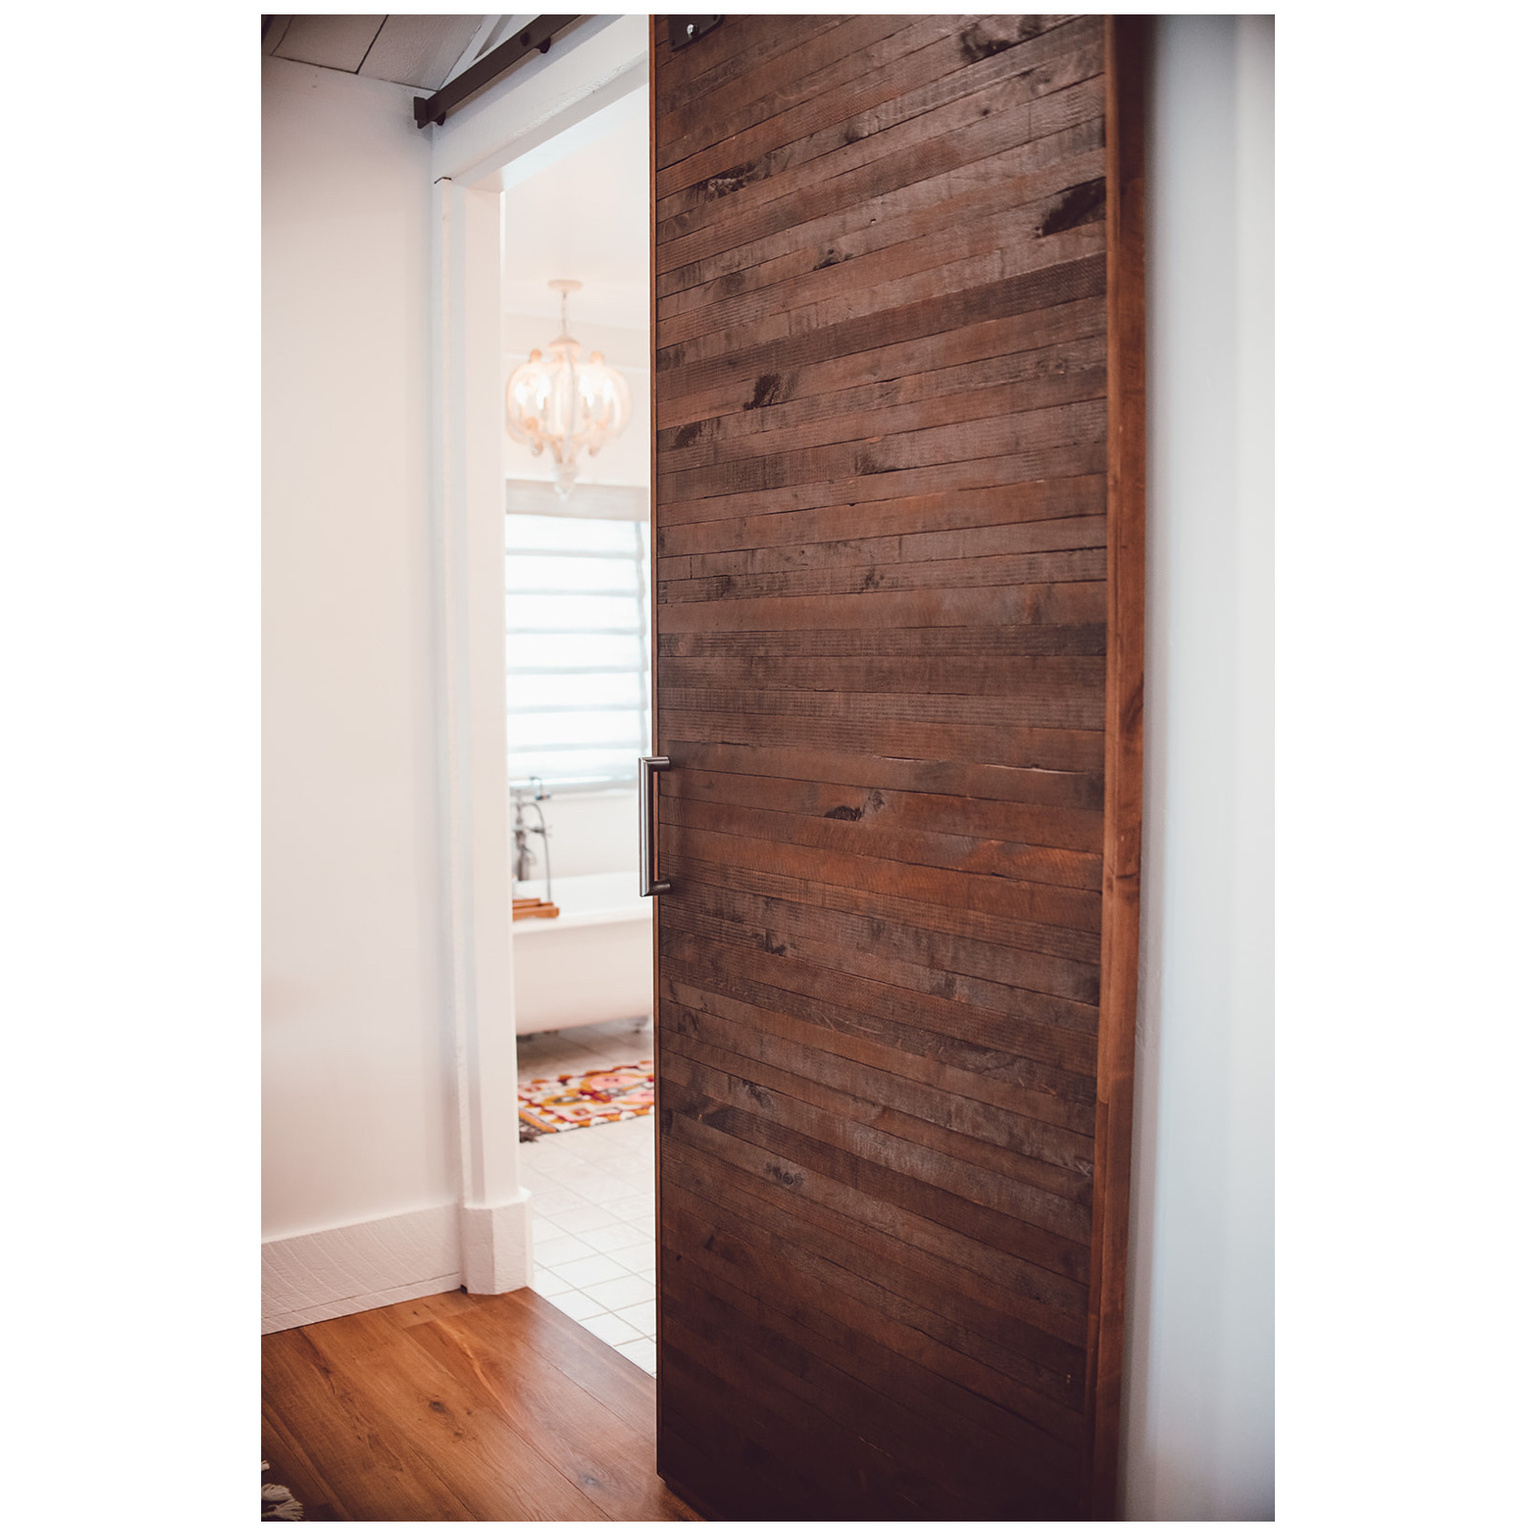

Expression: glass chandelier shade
xmin=506 ymin=279 xmax=632 ymax=498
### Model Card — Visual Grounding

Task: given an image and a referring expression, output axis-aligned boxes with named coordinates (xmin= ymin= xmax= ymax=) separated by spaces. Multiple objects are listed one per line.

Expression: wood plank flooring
xmin=261 ymin=1287 xmax=698 ymax=1522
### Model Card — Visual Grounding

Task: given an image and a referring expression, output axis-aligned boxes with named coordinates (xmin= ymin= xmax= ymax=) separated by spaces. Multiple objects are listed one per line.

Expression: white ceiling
xmin=263 ymin=15 xmax=530 ymax=91
xmin=501 ymin=86 xmax=650 ymax=335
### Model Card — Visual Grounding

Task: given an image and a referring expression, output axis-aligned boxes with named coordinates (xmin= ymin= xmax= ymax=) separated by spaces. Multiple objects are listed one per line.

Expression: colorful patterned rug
xmin=518 ymin=1060 xmax=655 ymax=1140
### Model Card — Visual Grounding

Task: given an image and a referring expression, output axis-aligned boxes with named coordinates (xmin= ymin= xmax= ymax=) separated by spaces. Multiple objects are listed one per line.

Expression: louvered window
xmin=505 ymin=508 xmax=650 ymax=790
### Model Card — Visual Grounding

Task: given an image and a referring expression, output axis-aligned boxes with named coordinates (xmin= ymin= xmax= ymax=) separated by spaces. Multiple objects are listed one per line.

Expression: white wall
xmin=260 ymin=23 xmax=648 ymax=1323
xmin=262 ymin=56 xmax=456 ymax=1242
xmin=1122 ymin=15 xmax=1275 ymax=1520
xmin=516 ymin=787 xmax=640 ymax=883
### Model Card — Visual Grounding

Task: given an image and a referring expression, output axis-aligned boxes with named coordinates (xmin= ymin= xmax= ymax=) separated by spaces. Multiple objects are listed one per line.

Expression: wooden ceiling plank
xmin=360 ymin=14 xmax=488 ymax=90
xmin=271 ymin=14 xmax=386 ymax=74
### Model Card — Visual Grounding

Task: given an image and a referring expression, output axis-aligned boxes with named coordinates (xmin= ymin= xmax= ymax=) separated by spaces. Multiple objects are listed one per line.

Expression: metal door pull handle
xmin=639 ymin=756 xmax=672 ymax=896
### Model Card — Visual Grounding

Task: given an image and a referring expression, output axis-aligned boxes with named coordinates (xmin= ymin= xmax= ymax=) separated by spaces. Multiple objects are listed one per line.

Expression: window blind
xmin=505 ymin=510 xmax=651 ymax=790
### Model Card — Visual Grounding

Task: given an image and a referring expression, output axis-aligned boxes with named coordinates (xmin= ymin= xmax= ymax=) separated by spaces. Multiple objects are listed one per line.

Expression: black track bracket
xmin=414 ymin=15 xmax=580 ymax=130
xmin=666 ymin=17 xmax=723 ymax=51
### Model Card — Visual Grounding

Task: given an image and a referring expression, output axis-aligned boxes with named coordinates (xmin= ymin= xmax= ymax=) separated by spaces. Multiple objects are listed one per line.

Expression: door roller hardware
xmin=666 ymin=16 xmax=722 ymax=51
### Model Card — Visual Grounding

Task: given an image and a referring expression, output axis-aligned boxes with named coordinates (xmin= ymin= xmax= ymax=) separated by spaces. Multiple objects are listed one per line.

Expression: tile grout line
xmin=519 ymin=1019 xmax=658 ymax=1374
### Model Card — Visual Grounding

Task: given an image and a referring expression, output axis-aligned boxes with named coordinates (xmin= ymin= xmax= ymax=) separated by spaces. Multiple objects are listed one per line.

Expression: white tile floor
xmin=517 ymin=1019 xmax=657 ymax=1375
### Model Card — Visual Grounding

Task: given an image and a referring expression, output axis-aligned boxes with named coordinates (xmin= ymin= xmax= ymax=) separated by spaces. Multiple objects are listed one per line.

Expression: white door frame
xmin=428 ymin=15 xmax=649 ymax=1293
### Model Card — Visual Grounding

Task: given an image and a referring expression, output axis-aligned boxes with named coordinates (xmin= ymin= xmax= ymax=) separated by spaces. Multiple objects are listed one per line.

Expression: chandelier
xmin=505 ymin=279 xmax=632 ymax=498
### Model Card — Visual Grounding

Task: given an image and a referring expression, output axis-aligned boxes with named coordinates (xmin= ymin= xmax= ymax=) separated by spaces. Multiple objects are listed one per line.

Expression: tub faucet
xmin=513 ymin=826 xmax=535 ymax=882
xmin=511 ymin=779 xmax=553 ymax=903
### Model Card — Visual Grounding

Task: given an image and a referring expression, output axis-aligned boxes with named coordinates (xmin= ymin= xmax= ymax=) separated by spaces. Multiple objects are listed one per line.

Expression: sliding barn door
xmin=649 ymin=14 xmax=1144 ymax=1520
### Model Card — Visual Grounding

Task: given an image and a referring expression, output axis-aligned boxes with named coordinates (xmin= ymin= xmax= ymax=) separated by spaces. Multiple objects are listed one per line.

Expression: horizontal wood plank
xmin=662 ymin=876 xmax=1102 ymax=1019
xmin=661 ymin=710 xmax=1103 ymax=778
xmin=656 ymin=14 xmax=898 ymax=154
xmin=660 ymin=1227 xmax=1074 ymax=1513
xmin=653 ymin=13 xmax=847 ymax=116
xmin=659 ymin=621 xmax=1106 ymax=665
xmin=657 ymin=72 xmax=1104 ymax=277
xmin=662 ymin=970 xmax=1095 ymax=1170
xmin=662 ymin=84 xmax=1102 ymax=321
xmin=662 ymin=788 xmax=1103 ymax=888
xmin=656 ymin=295 xmax=1107 ymax=435
xmin=665 ymin=819 xmax=1104 ymax=933
xmin=658 ymin=440 xmax=1110 ymax=528
xmin=666 ymin=792 xmax=1106 ymax=909
xmin=657 ymin=1421 xmax=799 ymax=1523
xmin=659 ymin=1347 xmax=877 ymax=1520
xmin=659 ymin=1053 xmax=1091 ymax=1284
xmin=662 ymin=905 xmax=1098 ymax=1083
xmin=655 ymin=524 xmax=1110 ymax=587
xmin=669 ymin=848 xmax=1103 ymax=964
xmin=664 ymin=758 xmax=1104 ymax=849
xmin=657 ymin=574 xmax=1106 ymax=632
xmin=658 ymin=330 xmax=1108 ymax=473
xmin=663 ymin=1172 xmax=1087 ymax=1467
xmin=663 ymin=972 xmax=1095 ymax=1174
xmin=656 ymin=16 xmax=1089 ymax=201
xmin=660 ymin=936 xmax=1098 ymax=1136
xmin=659 ymin=675 xmax=1105 ymax=738
xmin=660 ymin=927 xmax=1099 ymax=1110
xmin=649 ymin=739 xmax=1106 ymax=810
xmin=662 ymin=986 xmax=1094 ymax=1190
xmin=660 ymin=1101 xmax=1092 ymax=1346
xmin=657 ymin=246 xmax=1105 ymax=392
xmin=661 ymin=1259 xmax=1000 ymax=1516
xmin=658 ymin=133 xmax=1107 ymax=347
xmin=658 ymin=225 xmax=1107 ymax=392
xmin=659 ymin=544 xmax=1109 ymax=609
xmin=659 ymin=387 xmax=1107 ymax=506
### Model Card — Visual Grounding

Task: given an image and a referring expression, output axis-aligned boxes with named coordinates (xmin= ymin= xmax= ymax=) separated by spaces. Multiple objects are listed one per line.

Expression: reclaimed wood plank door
xmin=648 ymin=14 xmax=1145 ymax=1520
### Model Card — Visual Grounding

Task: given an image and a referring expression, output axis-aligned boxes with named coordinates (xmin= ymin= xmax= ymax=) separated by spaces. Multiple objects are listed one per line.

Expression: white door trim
xmin=433 ymin=171 xmax=530 ymax=1292
xmin=429 ymin=16 xmax=649 ymax=1293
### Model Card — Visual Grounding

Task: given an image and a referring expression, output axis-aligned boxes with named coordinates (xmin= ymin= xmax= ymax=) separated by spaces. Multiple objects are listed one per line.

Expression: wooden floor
xmin=261 ymin=1286 xmax=699 ymax=1521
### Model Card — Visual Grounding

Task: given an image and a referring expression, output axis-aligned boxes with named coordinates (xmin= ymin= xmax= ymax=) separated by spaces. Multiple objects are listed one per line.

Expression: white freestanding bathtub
xmin=511 ymin=871 xmax=654 ymax=1035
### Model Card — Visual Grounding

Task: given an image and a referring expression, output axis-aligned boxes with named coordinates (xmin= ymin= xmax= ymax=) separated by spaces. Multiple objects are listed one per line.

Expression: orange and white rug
xmin=518 ymin=1060 xmax=655 ymax=1139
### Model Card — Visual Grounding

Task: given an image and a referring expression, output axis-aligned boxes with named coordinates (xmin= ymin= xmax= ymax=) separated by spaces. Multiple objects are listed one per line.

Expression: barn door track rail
xmin=414 ymin=15 xmax=580 ymax=129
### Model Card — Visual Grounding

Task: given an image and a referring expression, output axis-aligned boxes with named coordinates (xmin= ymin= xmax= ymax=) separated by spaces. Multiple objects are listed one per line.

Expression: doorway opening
xmin=497 ymin=76 xmax=658 ymax=1375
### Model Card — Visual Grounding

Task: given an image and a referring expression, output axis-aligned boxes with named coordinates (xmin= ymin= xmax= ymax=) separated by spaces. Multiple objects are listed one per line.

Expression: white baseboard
xmin=262 ymin=1271 xmax=464 ymax=1335
xmin=262 ymin=1194 xmax=536 ymax=1333
xmin=460 ymin=1191 xmax=534 ymax=1295
xmin=262 ymin=1204 xmax=461 ymax=1334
